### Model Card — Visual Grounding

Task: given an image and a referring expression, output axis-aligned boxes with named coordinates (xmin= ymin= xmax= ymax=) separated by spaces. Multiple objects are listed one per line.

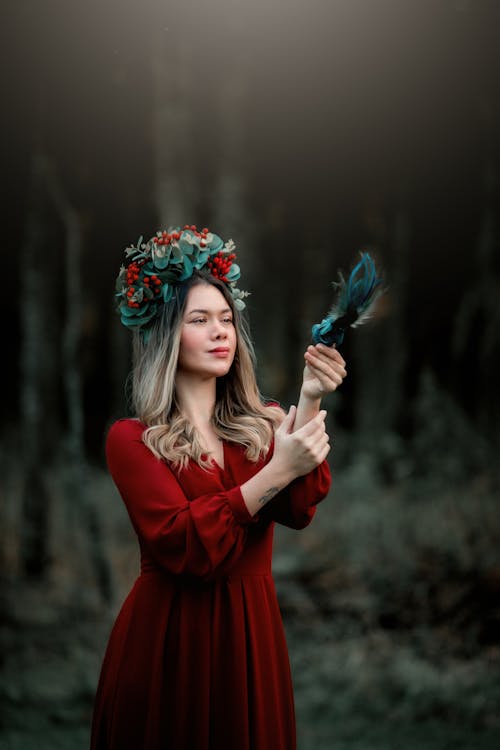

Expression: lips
xmin=208 ymin=347 xmax=231 ymax=358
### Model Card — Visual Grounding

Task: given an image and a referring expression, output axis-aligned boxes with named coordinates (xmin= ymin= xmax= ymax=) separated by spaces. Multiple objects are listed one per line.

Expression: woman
xmin=90 ymin=225 xmax=347 ymax=749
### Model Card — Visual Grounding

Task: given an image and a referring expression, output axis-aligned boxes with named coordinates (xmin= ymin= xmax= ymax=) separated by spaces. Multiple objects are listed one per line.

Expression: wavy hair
xmin=129 ymin=270 xmax=283 ymax=470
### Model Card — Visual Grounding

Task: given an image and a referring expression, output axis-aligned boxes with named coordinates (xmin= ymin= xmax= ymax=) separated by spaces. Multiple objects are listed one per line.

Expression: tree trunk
xmin=151 ymin=19 xmax=197 ymax=228
xmin=19 ymin=153 xmax=59 ymax=578
xmin=44 ymin=158 xmax=113 ymax=603
xmin=352 ymin=208 xmax=410 ymax=469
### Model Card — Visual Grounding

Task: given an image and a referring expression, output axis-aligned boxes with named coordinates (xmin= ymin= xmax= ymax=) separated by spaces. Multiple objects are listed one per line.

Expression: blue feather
xmin=312 ymin=252 xmax=384 ymax=347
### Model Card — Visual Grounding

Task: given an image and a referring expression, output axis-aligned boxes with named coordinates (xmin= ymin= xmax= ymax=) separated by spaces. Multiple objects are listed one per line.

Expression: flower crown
xmin=115 ymin=224 xmax=249 ymax=333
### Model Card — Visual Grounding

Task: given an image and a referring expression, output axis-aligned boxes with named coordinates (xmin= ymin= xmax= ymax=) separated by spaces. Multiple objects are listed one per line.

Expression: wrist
xmin=267 ymin=455 xmax=296 ymax=487
xmin=299 ymin=387 xmax=322 ymax=407
xmin=294 ymin=390 xmax=322 ymax=431
xmin=240 ymin=455 xmax=294 ymax=517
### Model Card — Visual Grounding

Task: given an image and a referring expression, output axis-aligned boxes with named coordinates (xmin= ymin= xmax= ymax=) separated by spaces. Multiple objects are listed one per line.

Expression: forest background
xmin=1 ymin=1 xmax=500 ymax=748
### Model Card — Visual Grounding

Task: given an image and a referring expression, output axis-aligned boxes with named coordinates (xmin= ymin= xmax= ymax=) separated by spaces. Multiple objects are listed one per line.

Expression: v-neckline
xmin=209 ymin=440 xmax=225 ymax=473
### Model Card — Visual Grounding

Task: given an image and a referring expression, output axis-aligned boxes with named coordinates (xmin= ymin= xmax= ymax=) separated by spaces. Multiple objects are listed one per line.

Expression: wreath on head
xmin=115 ymin=224 xmax=250 ymax=333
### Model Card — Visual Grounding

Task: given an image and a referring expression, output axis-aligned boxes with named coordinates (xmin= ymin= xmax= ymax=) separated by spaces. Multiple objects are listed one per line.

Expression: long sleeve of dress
xmin=106 ymin=419 xmax=257 ymax=580
xmin=256 ymin=402 xmax=332 ymax=529
xmin=260 ymin=441 xmax=332 ymax=530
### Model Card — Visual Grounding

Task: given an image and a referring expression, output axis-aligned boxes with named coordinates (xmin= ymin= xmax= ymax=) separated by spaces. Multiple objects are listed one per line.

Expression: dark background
xmin=1 ymin=1 xmax=500 ymax=748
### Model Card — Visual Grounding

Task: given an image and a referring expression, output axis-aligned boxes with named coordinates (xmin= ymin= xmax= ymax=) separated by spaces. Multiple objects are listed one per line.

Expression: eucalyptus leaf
xmin=207 ymin=234 xmax=224 ymax=252
xmin=179 ymin=255 xmax=193 ymax=281
xmin=226 ymin=263 xmax=240 ymax=282
xmin=162 ymin=283 xmax=173 ymax=302
xmin=170 ymin=244 xmax=184 ymax=263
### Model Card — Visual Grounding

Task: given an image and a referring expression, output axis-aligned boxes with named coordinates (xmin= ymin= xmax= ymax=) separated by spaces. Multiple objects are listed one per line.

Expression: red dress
xmin=90 ymin=418 xmax=331 ymax=750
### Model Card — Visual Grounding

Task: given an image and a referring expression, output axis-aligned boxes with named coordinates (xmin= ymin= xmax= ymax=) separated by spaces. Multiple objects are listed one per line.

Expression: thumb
xmin=279 ymin=404 xmax=296 ymax=433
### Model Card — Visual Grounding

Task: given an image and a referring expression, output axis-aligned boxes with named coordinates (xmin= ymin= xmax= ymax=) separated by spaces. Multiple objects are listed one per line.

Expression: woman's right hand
xmin=271 ymin=405 xmax=330 ymax=480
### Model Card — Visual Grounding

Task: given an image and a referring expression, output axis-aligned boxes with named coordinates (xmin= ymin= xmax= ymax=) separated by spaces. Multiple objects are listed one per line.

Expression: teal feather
xmin=312 ymin=252 xmax=384 ymax=347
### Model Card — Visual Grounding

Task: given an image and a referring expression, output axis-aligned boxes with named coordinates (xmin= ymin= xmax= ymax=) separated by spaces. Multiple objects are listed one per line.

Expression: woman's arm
xmin=258 ymin=458 xmax=332 ymax=529
xmin=254 ymin=344 xmax=346 ymax=529
xmin=293 ymin=343 xmax=347 ymax=430
xmin=107 ymin=419 xmax=262 ymax=581
xmin=106 ymin=414 xmax=329 ymax=579
xmin=240 ymin=406 xmax=329 ymax=516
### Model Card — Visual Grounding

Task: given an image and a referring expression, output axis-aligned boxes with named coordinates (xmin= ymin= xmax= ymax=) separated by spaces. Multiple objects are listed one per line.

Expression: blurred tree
xmin=20 ymin=152 xmax=62 ymax=578
xmin=210 ymin=2 xmax=256 ymax=275
xmin=351 ymin=207 xmax=410 ymax=476
xmin=452 ymin=162 xmax=500 ymax=439
xmin=152 ymin=18 xmax=198 ymax=226
xmin=19 ymin=152 xmax=112 ymax=600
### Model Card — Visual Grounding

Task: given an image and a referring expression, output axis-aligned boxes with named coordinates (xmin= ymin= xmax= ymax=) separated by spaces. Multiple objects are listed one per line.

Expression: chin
xmin=193 ymin=360 xmax=233 ymax=379
xmin=213 ymin=362 xmax=233 ymax=378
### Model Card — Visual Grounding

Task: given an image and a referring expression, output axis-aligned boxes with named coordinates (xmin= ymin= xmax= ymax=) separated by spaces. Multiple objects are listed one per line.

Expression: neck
xmin=175 ymin=372 xmax=217 ymax=428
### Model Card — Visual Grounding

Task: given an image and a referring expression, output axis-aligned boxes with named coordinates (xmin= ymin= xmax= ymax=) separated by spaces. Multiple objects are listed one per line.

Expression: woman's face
xmin=177 ymin=283 xmax=237 ymax=379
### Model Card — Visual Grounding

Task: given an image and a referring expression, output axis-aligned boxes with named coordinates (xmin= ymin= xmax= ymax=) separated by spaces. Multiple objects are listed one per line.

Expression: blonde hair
xmin=130 ymin=271 xmax=283 ymax=470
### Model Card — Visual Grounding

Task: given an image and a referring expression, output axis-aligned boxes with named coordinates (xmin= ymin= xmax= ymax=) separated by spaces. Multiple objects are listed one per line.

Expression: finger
xmin=278 ymin=404 xmax=296 ymax=433
xmin=306 ymin=432 xmax=329 ymax=457
xmin=295 ymin=410 xmax=327 ymax=438
xmin=319 ymin=343 xmax=346 ymax=369
xmin=305 ymin=349 xmax=347 ymax=379
xmin=304 ymin=352 xmax=347 ymax=376
xmin=313 ymin=427 xmax=330 ymax=449
xmin=306 ymin=360 xmax=344 ymax=388
xmin=302 ymin=428 xmax=326 ymax=453
xmin=318 ymin=431 xmax=330 ymax=447
xmin=307 ymin=439 xmax=331 ymax=468
xmin=319 ymin=442 xmax=331 ymax=462
xmin=308 ymin=343 xmax=346 ymax=369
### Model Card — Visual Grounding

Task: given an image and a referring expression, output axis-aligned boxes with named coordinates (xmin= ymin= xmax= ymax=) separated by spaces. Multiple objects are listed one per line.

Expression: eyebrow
xmin=186 ymin=307 xmax=232 ymax=315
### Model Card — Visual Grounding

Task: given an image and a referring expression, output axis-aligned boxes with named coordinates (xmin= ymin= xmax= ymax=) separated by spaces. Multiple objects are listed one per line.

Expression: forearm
xmin=295 ymin=343 xmax=347 ymax=430
xmin=240 ymin=459 xmax=295 ymax=517
xmin=293 ymin=390 xmax=321 ymax=431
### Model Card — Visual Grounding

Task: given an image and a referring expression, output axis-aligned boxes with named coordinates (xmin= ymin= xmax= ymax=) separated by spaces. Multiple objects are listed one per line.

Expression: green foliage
xmin=288 ymin=620 xmax=500 ymax=749
xmin=274 ymin=391 xmax=500 ymax=748
xmin=411 ymin=367 xmax=492 ymax=486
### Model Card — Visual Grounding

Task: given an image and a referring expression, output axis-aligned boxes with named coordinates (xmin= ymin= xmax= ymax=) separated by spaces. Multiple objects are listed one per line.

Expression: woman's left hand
xmin=301 ymin=343 xmax=347 ymax=400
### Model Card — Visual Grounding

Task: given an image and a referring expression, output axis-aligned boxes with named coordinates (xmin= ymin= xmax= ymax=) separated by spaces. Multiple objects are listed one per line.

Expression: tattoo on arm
xmin=258 ymin=486 xmax=280 ymax=506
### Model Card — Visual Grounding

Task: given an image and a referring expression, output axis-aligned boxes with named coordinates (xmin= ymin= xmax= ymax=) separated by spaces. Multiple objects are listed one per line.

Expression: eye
xmin=192 ymin=317 xmax=206 ymax=324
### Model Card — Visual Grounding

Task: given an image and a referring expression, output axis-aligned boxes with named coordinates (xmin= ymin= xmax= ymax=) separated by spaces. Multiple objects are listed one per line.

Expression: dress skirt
xmin=90 ymin=418 xmax=331 ymax=750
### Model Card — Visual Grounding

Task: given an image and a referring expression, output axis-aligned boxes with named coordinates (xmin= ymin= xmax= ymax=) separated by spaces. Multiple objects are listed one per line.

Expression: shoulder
xmin=106 ymin=417 xmax=145 ymax=445
xmin=105 ymin=418 xmax=167 ymax=473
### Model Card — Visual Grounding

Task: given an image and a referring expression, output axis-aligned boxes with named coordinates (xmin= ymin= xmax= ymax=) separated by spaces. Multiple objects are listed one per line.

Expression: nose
xmin=211 ymin=320 xmax=228 ymax=339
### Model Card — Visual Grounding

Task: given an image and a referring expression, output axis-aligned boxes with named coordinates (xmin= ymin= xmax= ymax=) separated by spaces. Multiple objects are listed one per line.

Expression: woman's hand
xmin=239 ymin=406 xmax=330 ymax=516
xmin=271 ymin=405 xmax=330 ymax=480
xmin=301 ymin=343 xmax=347 ymax=400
